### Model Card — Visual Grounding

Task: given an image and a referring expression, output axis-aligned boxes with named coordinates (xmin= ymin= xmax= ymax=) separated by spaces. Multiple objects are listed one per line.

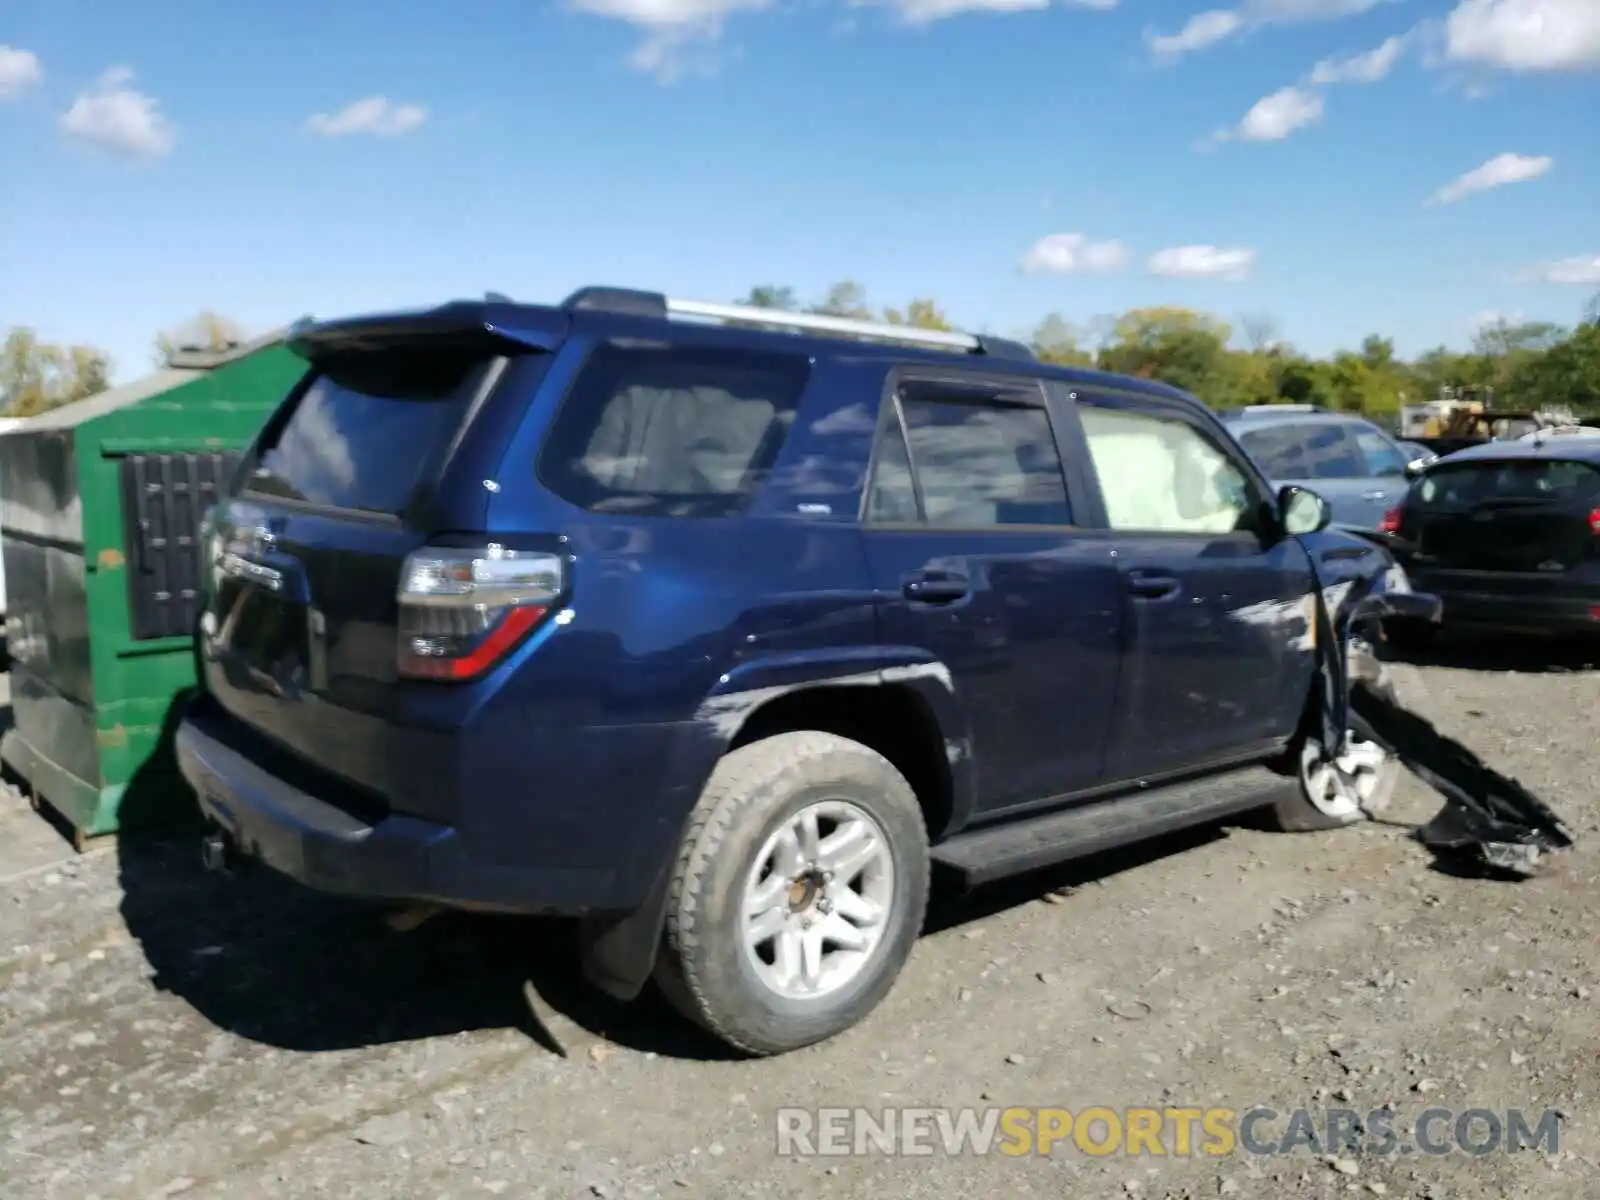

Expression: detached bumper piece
xmin=1349 ymin=681 xmax=1576 ymax=878
xmin=1311 ymin=553 xmax=1576 ymax=878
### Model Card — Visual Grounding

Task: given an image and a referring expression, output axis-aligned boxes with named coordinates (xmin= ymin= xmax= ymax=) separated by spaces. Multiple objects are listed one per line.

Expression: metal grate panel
xmin=119 ymin=452 xmax=240 ymax=641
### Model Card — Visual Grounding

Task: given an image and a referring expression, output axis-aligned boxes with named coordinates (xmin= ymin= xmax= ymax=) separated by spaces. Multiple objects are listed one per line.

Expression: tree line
xmin=6 ymin=291 xmax=1598 ymax=421
xmin=737 ymin=282 xmax=1600 ymax=422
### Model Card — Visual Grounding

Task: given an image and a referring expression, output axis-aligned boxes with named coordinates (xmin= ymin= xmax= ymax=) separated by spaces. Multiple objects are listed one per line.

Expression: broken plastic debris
xmin=1349 ymin=680 xmax=1575 ymax=878
xmin=1308 ymin=545 xmax=1575 ymax=878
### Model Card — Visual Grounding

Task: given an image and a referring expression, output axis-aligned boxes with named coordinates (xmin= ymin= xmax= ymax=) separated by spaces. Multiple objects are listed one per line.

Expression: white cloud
xmin=1147 ymin=245 xmax=1257 ymax=281
xmin=1148 ymin=10 xmax=1242 ymax=56
xmin=1235 ymin=85 xmax=1325 ymax=140
xmin=306 ymin=96 xmax=427 ymax=137
xmin=884 ymin=0 xmax=1048 ymax=22
xmin=1018 ymin=233 xmax=1129 ymax=275
xmin=0 ymin=45 xmax=43 ymax=97
xmin=59 ymin=67 xmax=174 ymax=159
xmin=1528 ymin=255 xmax=1600 ymax=285
xmin=1427 ymin=152 xmax=1552 ymax=204
xmin=1148 ymin=0 xmax=1392 ymax=58
xmin=842 ymin=0 xmax=1116 ymax=26
xmin=1310 ymin=33 xmax=1408 ymax=83
xmin=569 ymin=0 xmax=774 ymax=81
xmin=1444 ymin=0 xmax=1600 ymax=72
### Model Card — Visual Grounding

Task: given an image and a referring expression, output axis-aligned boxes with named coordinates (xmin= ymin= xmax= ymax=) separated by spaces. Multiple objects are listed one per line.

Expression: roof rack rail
xmin=1238 ymin=403 xmax=1327 ymax=414
xmin=558 ymin=285 xmax=1033 ymax=361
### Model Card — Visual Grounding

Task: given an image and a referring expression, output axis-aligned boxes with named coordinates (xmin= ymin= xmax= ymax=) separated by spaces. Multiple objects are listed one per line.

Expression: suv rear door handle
xmin=1362 ymin=490 xmax=1389 ymax=501
xmin=1127 ymin=570 xmax=1180 ymax=600
xmin=903 ymin=571 xmax=969 ymax=603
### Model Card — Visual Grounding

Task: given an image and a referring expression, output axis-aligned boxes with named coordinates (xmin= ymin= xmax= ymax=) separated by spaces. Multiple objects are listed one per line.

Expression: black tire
xmin=653 ymin=731 xmax=929 ymax=1057
xmin=1269 ymin=671 xmax=1401 ymax=833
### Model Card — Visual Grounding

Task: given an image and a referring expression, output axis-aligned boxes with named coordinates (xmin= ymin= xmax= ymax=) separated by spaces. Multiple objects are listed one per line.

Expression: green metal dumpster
xmin=0 ymin=331 xmax=302 ymax=847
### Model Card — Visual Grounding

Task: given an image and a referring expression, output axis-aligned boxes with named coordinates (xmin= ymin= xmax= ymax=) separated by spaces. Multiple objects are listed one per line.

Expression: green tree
xmin=1508 ymin=322 xmax=1600 ymax=410
xmin=883 ymin=298 xmax=952 ymax=330
xmin=1029 ymin=313 xmax=1095 ymax=367
xmin=1096 ymin=307 xmax=1234 ymax=401
xmin=735 ymin=285 xmax=797 ymax=311
xmin=154 ymin=311 xmax=247 ymax=367
xmin=1 ymin=327 xmax=113 ymax=418
xmin=808 ymin=281 xmax=872 ymax=320
xmin=728 ymin=282 xmax=1600 ymax=421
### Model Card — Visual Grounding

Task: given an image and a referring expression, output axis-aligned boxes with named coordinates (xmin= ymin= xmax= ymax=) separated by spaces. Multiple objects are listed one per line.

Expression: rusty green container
xmin=0 ymin=332 xmax=302 ymax=846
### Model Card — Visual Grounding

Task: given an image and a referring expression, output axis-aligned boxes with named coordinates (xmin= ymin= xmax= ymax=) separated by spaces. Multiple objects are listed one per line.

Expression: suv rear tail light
xmin=397 ymin=545 xmax=565 ymax=681
xmin=1589 ymin=507 xmax=1600 ymax=536
xmin=1379 ymin=508 xmax=1401 ymax=535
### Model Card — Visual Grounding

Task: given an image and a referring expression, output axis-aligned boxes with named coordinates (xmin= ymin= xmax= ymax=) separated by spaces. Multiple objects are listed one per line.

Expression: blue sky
xmin=3 ymin=0 xmax=1598 ymax=382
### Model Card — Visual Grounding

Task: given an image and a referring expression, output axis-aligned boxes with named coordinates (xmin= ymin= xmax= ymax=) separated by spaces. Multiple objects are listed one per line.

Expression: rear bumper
xmin=1407 ymin=568 xmax=1600 ymax=635
xmin=176 ymin=709 xmax=620 ymax=915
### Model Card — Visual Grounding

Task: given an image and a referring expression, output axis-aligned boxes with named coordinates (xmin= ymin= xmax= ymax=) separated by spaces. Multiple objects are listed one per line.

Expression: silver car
xmin=1221 ymin=406 xmax=1429 ymax=532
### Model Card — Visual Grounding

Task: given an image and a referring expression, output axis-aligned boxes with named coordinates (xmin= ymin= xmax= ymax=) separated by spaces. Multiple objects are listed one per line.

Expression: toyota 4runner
xmin=178 ymin=286 xmax=1405 ymax=1056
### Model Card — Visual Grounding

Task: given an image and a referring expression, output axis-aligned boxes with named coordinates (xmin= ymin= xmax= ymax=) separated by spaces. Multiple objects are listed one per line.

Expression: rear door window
xmin=1235 ymin=424 xmax=1310 ymax=478
xmin=866 ymin=387 xmax=1073 ymax=527
xmin=246 ymin=347 xmax=496 ymax=516
xmin=538 ymin=343 xmax=810 ymax=518
xmin=1299 ymin=423 xmax=1369 ymax=480
xmin=1352 ymin=426 xmax=1409 ymax=477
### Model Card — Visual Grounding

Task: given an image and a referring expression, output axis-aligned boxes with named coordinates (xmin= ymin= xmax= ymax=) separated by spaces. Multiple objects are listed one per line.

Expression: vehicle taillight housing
xmin=396 ymin=545 xmax=565 ymax=681
xmin=1589 ymin=507 xmax=1600 ymax=536
xmin=1379 ymin=507 xmax=1401 ymax=535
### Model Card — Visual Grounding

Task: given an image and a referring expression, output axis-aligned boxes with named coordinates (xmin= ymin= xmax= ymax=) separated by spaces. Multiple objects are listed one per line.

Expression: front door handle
xmin=1362 ymin=490 xmax=1389 ymax=501
xmin=1127 ymin=570 xmax=1180 ymax=601
xmin=903 ymin=572 xmax=969 ymax=603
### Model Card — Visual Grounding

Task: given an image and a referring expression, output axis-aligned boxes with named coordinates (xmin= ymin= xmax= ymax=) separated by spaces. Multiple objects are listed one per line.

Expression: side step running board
xmin=931 ymin=765 xmax=1297 ymax=889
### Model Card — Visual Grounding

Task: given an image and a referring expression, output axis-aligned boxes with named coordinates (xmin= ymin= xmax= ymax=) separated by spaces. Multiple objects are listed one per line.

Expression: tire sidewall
xmin=679 ymin=745 xmax=928 ymax=1053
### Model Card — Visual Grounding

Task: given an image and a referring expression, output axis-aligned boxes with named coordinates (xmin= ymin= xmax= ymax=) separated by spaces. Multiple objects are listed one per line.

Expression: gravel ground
xmin=2 ymin=639 xmax=1598 ymax=1200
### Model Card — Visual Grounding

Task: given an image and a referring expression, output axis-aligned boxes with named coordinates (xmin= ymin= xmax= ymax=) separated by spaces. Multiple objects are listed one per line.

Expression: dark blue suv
xmin=177 ymin=286 xmax=1407 ymax=1056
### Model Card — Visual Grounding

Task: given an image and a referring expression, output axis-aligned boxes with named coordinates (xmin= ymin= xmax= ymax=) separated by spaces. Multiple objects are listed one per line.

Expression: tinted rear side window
xmin=1236 ymin=424 xmax=1310 ymax=477
xmin=539 ymin=343 xmax=811 ymax=518
xmin=246 ymin=347 xmax=495 ymax=516
xmin=898 ymin=398 xmax=1072 ymax=527
xmin=1300 ymin=423 xmax=1369 ymax=479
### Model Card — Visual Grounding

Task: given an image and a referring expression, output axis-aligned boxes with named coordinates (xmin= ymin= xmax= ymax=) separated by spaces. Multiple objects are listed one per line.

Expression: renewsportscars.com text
xmin=775 ymin=1106 xmax=1562 ymax=1159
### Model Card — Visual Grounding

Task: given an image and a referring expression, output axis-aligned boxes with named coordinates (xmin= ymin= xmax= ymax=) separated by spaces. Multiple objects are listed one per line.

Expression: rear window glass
xmin=897 ymin=397 xmax=1073 ymax=527
xmin=1236 ymin=425 xmax=1310 ymax=478
xmin=1299 ymin=423 xmax=1369 ymax=480
xmin=1416 ymin=459 xmax=1600 ymax=508
xmin=538 ymin=343 xmax=811 ymax=518
xmin=245 ymin=348 xmax=494 ymax=515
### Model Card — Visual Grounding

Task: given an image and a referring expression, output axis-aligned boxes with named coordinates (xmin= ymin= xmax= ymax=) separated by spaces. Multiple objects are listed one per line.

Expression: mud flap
xmin=1309 ymin=555 xmax=1576 ymax=877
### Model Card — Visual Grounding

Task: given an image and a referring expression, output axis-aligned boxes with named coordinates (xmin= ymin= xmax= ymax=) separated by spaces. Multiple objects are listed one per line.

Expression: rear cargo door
xmin=201 ymin=337 xmax=538 ymax=805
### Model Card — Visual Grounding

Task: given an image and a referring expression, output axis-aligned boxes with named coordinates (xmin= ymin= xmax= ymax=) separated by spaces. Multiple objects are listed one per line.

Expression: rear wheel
xmin=654 ymin=731 xmax=929 ymax=1057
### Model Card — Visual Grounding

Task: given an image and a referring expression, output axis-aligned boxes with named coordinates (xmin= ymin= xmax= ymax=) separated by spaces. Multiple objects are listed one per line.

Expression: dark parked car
xmin=1222 ymin=407 xmax=1427 ymax=533
xmin=1385 ymin=437 xmax=1600 ymax=645
xmin=179 ymin=287 xmax=1410 ymax=1056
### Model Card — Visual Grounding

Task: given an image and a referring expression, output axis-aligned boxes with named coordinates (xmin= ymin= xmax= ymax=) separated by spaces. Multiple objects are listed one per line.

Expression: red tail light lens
xmin=1589 ymin=507 xmax=1600 ymax=536
xmin=396 ymin=545 xmax=565 ymax=681
xmin=1379 ymin=508 xmax=1401 ymax=535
